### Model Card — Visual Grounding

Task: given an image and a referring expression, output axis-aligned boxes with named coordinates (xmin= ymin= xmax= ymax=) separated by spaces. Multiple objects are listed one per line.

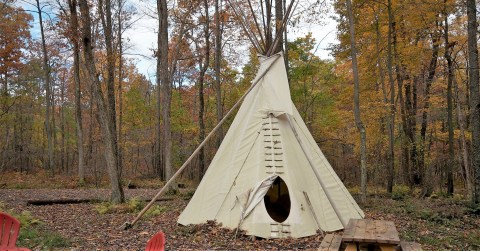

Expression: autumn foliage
xmin=0 ymin=0 xmax=479 ymax=204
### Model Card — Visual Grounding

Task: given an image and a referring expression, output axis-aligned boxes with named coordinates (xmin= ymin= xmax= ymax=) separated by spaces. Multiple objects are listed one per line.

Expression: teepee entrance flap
xmin=235 ymin=175 xmax=278 ymax=229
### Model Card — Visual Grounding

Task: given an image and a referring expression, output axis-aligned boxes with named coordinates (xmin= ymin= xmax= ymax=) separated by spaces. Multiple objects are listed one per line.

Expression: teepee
xmin=125 ymin=0 xmax=364 ymax=238
xmin=178 ymin=52 xmax=364 ymax=238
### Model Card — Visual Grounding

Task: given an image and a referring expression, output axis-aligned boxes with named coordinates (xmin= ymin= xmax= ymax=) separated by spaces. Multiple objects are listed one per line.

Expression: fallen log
xmin=27 ymin=197 xmax=176 ymax=205
xmin=27 ymin=198 xmax=94 ymax=205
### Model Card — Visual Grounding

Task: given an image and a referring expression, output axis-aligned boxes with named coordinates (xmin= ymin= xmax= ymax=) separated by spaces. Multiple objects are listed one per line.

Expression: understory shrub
xmin=392 ymin=185 xmax=410 ymax=200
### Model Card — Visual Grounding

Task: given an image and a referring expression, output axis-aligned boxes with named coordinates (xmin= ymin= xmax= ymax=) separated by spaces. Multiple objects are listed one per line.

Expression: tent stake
xmin=122 ymin=54 xmax=282 ymax=230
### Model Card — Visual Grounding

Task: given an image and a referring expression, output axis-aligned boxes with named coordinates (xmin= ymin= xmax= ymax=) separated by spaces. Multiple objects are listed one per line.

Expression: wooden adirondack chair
xmin=145 ymin=231 xmax=165 ymax=251
xmin=0 ymin=212 xmax=30 ymax=251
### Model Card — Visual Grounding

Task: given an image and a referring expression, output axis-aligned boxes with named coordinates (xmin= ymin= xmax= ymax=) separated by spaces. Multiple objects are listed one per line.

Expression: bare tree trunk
xmin=61 ymin=69 xmax=66 ymax=173
xmin=467 ymin=0 xmax=480 ymax=204
xmin=393 ymin=19 xmax=409 ymax=185
xmin=197 ymin=0 xmax=211 ymax=180
xmin=443 ymin=3 xmax=454 ymax=195
xmin=274 ymin=0 xmax=283 ymax=53
xmin=419 ymin=34 xmax=439 ymax=197
xmin=374 ymin=7 xmax=389 ymax=189
xmin=67 ymin=0 xmax=85 ymax=183
xmin=1 ymin=71 xmax=10 ymax=172
xmin=265 ymin=0 xmax=272 ymax=50
xmin=87 ymin=80 xmax=94 ymax=173
xmin=197 ymin=64 xmax=205 ymax=181
xmin=157 ymin=0 xmax=176 ymax=190
xmin=405 ymin=77 xmax=418 ymax=187
xmin=13 ymin=115 xmax=18 ymax=170
xmin=155 ymin=55 xmax=162 ymax=178
xmin=99 ymin=0 xmax=119 ymax=177
xmin=455 ymin=75 xmax=472 ymax=199
xmin=79 ymin=0 xmax=124 ymax=203
xmin=117 ymin=0 xmax=124 ymax=180
xmin=214 ymin=0 xmax=223 ymax=147
xmin=346 ymin=0 xmax=367 ymax=203
xmin=52 ymin=87 xmax=57 ymax=170
xmin=35 ymin=0 xmax=54 ymax=172
xmin=386 ymin=0 xmax=395 ymax=193
xmin=402 ymin=77 xmax=411 ymax=185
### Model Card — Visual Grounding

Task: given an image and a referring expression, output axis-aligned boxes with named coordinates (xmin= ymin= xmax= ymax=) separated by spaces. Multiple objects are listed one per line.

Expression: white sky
xmin=125 ymin=0 xmax=339 ymax=81
xmin=22 ymin=0 xmax=339 ymax=83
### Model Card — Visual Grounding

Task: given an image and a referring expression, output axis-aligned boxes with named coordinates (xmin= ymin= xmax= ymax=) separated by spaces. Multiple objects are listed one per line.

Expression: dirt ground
xmin=0 ymin=189 xmax=324 ymax=250
xmin=1 ymin=188 xmax=479 ymax=250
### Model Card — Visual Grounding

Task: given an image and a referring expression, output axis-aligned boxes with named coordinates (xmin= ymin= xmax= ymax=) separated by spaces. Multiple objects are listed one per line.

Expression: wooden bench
xmin=318 ymin=233 xmax=342 ymax=251
xmin=400 ymin=241 xmax=423 ymax=251
xmin=342 ymin=219 xmax=400 ymax=251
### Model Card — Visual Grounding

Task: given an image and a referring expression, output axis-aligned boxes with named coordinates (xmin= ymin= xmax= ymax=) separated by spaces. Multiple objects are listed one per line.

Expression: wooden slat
xmin=374 ymin=220 xmax=388 ymax=242
xmin=363 ymin=219 xmax=377 ymax=242
xmin=342 ymin=219 xmax=357 ymax=242
xmin=343 ymin=219 xmax=400 ymax=245
xmin=354 ymin=218 xmax=367 ymax=242
xmin=384 ymin=221 xmax=400 ymax=244
xmin=318 ymin=234 xmax=335 ymax=250
xmin=318 ymin=234 xmax=343 ymax=251
xmin=329 ymin=234 xmax=343 ymax=250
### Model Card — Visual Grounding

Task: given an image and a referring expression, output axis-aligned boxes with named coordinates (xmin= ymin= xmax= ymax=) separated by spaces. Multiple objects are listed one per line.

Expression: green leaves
xmin=287 ymin=34 xmax=342 ymax=139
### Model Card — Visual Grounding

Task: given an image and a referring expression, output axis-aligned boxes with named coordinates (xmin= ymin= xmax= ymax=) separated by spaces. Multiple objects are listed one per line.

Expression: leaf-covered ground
xmin=0 ymin=188 xmax=479 ymax=250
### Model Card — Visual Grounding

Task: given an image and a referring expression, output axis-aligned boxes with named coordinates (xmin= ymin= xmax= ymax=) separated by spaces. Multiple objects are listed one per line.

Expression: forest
xmin=1 ymin=0 xmax=480 ymax=249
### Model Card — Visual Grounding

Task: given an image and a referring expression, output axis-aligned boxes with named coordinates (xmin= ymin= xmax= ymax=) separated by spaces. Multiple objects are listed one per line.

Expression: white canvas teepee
xmin=178 ymin=53 xmax=364 ymax=238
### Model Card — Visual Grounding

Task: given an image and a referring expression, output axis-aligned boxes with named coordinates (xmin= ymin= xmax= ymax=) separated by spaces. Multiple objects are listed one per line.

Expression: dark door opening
xmin=264 ymin=176 xmax=291 ymax=223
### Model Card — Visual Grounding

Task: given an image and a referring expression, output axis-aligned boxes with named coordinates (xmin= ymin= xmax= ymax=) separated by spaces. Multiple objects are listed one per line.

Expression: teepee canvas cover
xmin=178 ymin=53 xmax=364 ymax=238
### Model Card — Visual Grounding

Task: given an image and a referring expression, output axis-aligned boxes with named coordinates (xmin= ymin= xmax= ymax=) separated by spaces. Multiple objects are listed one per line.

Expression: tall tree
xmin=0 ymin=3 xmax=32 ymax=97
xmin=264 ymin=0 xmax=273 ymax=50
xmin=157 ymin=0 xmax=175 ymax=190
xmin=372 ymin=3 xmax=390 ymax=186
xmin=60 ymin=67 xmax=66 ymax=172
xmin=274 ymin=0 xmax=283 ymax=53
xmin=443 ymin=0 xmax=454 ymax=195
xmin=197 ymin=0 xmax=211 ymax=179
xmin=455 ymin=70 xmax=472 ymax=199
xmin=66 ymin=0 xmax=85 ymax=183
xmin=346 ymin=0 xmax=367 ymax=203
xmin=99 ymin=0 xmax=119 ymax=176
xmin=214 ymin=0 xmax=223 ymax=147
xmin=78 ymin=0 xmax=124 ymax=203
xmin=117 ymin=0 xmax=125 ymax=180
xmin=0 ymin=3 xmax=32 ymax=171
xmin=386 ymin=0 xmax=395 ymax=193
xmin=154 ymin=12 xmax=163 ymax=179
xmin=466 ymin=0 xmax=480 ymax=204
xmin=35 ymin=0 xmax=54 ymax=172
xmin=418 ymin=33 xmax=439 ymax=196
xmin=393 ymin=11 xmax=408 ymax=184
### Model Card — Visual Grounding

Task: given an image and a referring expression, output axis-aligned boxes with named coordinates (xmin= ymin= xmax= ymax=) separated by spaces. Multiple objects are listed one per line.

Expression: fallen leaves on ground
xmin=1 ymin=189 xmax=479 ymax=250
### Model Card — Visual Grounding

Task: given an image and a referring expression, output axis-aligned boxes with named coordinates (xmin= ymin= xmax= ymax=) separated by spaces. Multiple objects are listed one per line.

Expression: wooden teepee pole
xmin=247 ymin=0 xmax=266 ymax=49
xmin=266 ymin=0 xmax=296 ymax=56
xmin=286 ymin=114 xmax=347 ymax=227
xmin=227 ymin=0 xmax=263 ymax=53
xmin=122 ymin=54 xmax=282 ymax=229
